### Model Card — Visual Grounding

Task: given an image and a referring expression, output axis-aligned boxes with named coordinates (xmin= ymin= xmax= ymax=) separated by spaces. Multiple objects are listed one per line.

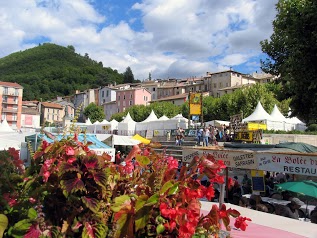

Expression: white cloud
xmin=0 ymin=0 xmax=278 ymax=79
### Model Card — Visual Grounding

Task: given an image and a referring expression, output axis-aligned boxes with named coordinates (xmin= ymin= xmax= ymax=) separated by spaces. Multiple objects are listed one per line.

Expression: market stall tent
xmin=132 ymin=134 xmax=151 ymax=144
xmin=0 ymin=119 xmax=14 ymax=132
xmin=118 ymin=112 xmax=136 ymax=136
xmin=135 ymin=110 xmax=158 ymax=131
xmin=269 ymin=105 xmax=294 ymax=131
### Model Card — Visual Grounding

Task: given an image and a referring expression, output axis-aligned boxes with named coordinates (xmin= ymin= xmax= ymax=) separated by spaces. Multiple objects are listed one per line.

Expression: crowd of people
xmin=196 ymin=124 xmax=233 ymax=146
xmin=223 ymin=173 xmax=317 ymax=223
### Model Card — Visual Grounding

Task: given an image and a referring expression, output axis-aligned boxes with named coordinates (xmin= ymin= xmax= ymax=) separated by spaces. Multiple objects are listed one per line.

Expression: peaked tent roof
xmin=86 ymin=118 xmax=92 ymax=125
xmin=270 ymin=105 xmax=287 ymax=122
xmin=121 ymin=112 xmax=136 ymax=123
xmin=286 ymin=108 xmax=305 ymax=124
xmin=242 ymin=101 xmax=275 ymax=122
xmin=0 ymin=119 xmax=14 ymax=132
xmin=141 ymin=110 xmax=158 ymax=123
xmin=100 ymin=119 xmax=110 ymax=124
xmin=172 ymin=114 xmax=188 ymax=121
xmin=158 ymin=115 xmax=169 ymax=120
xmin=93 ymin=121 xmax=101 ymax=125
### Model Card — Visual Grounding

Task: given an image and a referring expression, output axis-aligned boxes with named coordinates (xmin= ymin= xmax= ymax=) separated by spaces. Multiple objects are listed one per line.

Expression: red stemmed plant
xmin=0 ymin=134 xmax=250 ymax=238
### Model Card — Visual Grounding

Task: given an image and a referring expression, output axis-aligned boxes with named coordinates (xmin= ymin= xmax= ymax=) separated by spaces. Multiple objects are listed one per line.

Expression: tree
xmin=83 ymin=103 xmax=104 ymax=123
xmin=123 ymin=66 xmax=134 ymax=84
xmin=261 ymin=0 xmax=317 ymax=123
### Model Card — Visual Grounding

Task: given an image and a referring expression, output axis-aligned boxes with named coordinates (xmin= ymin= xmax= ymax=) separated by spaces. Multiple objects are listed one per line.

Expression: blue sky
xmin=0 ymin=0 xmax=278 ymax=80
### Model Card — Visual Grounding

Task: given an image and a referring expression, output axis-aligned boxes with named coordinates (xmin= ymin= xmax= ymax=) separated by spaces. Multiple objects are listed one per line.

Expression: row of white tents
xmin=83 ymin=102 xmax=306 ymax=135
xmin=84 ymin=111 xmax=189 ymax=136
xmin=242 ymin=102 xmax=306 ymax=131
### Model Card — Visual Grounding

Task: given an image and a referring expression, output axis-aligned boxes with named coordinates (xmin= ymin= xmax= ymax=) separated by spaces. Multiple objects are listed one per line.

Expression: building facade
xmin=40 ymin=102 xmax=64 ymax=125
xmin=116 ymin=88 xmax=151 ymax=113
xmin=21 ymin=101 xmax=41 ymax=130
xmin=0 ymin=82 xmax=23 ymax=129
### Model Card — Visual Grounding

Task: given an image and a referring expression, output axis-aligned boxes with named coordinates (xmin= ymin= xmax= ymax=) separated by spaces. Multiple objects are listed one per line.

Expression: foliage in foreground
xmin=0 ymin=136 xmax=250 ymax=237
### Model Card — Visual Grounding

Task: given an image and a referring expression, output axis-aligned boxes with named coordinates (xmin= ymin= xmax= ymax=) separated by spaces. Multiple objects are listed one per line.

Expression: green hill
xmin=0 ymin=43 xmax=123 ymax=100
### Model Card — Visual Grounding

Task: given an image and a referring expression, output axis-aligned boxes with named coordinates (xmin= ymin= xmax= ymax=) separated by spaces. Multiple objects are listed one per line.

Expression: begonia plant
xmin=0 ymin=134 xmax=250 ymax=238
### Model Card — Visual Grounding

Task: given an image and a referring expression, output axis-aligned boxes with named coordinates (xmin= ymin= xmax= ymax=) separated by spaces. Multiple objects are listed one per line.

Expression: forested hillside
xmin=0 ymin=43 xmax=123 ymax=100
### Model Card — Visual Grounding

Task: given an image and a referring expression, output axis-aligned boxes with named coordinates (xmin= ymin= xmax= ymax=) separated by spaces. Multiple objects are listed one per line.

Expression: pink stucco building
xmin=116 ymin=88 xmax=151 ymax=113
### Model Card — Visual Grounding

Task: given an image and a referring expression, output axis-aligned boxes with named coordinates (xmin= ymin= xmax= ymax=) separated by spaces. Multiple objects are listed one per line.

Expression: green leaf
xmin=168 ymin=182 xmax=179 ymax=195
xmin=145 ymin=194 xmax=159 ymax=206
xmin=27 ymin=208 xmax=37 ymax=220
xmin=160 ymin=181 xmax=173 ymax=194
xmin=111 ymin=195 xmax=131 ymax=212
xmin=135 ymin=195 xmax=150 ymax=232
xmin=8 ymin=219 xmax=32 ymax=238
xmin=135 ymin=195 xmax=148 ymax=211
xmin=156 ymin=223 xmax=165 ymax=234
xmin=0 ymin=214 xmax=8 ymax=238
xmin=135 ymin=154 xmax=150 ymax=167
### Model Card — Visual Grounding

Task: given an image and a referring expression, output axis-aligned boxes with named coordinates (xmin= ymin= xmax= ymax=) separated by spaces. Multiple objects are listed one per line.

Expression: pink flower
xmin=29 ymin=197 xmax=36 ymax=204
xmin=67 ymin=157 xmax=77 ymax=164
xmin=43 ymin=171 xmax=50 ymax=182
xmin=65 ymin=146 xmax=75 ymax=156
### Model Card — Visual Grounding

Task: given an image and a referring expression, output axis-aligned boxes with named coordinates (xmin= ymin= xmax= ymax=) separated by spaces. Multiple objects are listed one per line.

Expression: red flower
xmin=205 ymin=185 xmax=215 ymax=201
xmin=179 ymin=221 xmax=196 ymax=238
xmin=41 ymin=140 xmax=50 ymax=150
xmin=65 ymin=146 xmax=75 ymax=156
xmin=167 ymin=157 xmax=179 ymax=170
xmin=3 ymin=193 xmax=17 ymax=207
xmin=234 ymin=216 xmax=251 ymax=231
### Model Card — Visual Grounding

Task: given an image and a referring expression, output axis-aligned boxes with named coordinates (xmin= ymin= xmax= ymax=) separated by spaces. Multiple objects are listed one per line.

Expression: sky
xmin=0 ymin=0 xmax=278 ymax=80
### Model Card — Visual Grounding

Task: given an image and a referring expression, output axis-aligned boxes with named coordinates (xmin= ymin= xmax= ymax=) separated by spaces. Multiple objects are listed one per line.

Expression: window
xmin=152 ymin=88 xmax=156 ymax=91
xmin=2 ymin=113 xmax=6 ymax=120
xmin=117 ymin=109 xmax=120 ymax=113
xmin=219 ymin=82 xmax=222 ymax=87
xmin=48 ymin=109 xmax=50 ymax=112
xmin=129 ymin=100 xmax=132 ymax=105
xmin=102 ymin=91 xmax=104 ymax=97
xmin=103 ymin=99 xmax=105 ymax=103
xmin=3 ymin=96 xmax=7 ymax=102
xmin=214 ymin=83 xmax=217 ymax=88
xmin=15 ymin=89 xmax=18 ymax=96
xmin=3 ymin=87 xmax=8 ymax=94
xmin=123 ymin=95 xmax=126 ymax=100
xmin=106 ymin=90 xmax=109 ymax=97
xmin=130 ymin=94 xmax=133 ymax=99
xmin=118 ymin=96 xmax=120 ymax=100
xmin=226 ymin=83 xmax=229 ymax=87
xmin=14 ymin=97 xmax=18 ymax=104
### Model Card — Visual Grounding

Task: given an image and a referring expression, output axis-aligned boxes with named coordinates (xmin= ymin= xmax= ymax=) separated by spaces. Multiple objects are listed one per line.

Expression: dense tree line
xmin=0 ymin=43 xmax=124 ymax=101
xmin=110 ymin=83 xmax=290 ymax=123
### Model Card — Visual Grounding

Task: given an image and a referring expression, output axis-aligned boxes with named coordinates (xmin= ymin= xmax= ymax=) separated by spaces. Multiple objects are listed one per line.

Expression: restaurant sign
xmin=257 ymin=153 xmax=317 ymax=176
xmin=182 ymin=148 xmax=257 ymax=169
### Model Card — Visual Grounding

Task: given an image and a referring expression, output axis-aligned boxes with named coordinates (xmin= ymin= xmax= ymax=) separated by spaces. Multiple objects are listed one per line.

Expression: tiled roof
xmin=41 ymin=102 xmax=63 ymax=109
xmin=22 ymin=107 xmax=40 ymax=115
xmin=0 ymin=81 xmax=23 ymax=88
xmin=154 ymin=93 xmax=188 ymax=102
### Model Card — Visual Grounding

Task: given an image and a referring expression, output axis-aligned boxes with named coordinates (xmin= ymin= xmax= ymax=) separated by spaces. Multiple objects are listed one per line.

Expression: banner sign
xmin=182 ymin=148 xmax=257 ymax=169
xmin=92 ymin=148 xmax=115 ymax=162
xmin=189 ymin=92 xmax=202 ymax=115
xmin=257 ymin=153 xmax=317 ymax=176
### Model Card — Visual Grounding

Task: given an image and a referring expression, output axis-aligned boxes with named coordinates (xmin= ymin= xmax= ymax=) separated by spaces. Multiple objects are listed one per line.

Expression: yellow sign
xmin=189 ymin=93 xmax=202 ymax=115
xmin=235 ymin=132 xmax=253 ymax=141
xmin=247 ymin=123 xmax=267 ymax=131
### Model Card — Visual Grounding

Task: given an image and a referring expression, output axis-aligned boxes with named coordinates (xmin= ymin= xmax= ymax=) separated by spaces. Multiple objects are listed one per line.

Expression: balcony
xmin=2 ymin=92 xmax=19 ymax=96
xmin=2 ymin=108 xmax=18 ymax=113
xmin=2 ymin=100 xmax=18 ymax=105
xmin=5 ymin=118 xmax=18 ymax=122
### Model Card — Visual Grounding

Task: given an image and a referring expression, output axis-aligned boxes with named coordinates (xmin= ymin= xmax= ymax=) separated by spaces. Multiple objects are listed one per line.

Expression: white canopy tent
xmin=243 ymin=102 xmax=287 ymax=131
xmin=205 ymin=120 xmax=230 ymax=127
xmin=110 ymin=119 xmax=119 ymax=130
xmin=135 ymin=110 xmax=158 ymax=131
xmin=85 ymin=118 xmax=92 ymax=125
xmin=0 ymin=119 xmax=14 ymax=132
xmin=286 ymin=109 xmax=307 ymax=131
xmin=269 ymin=105 xmax=294 ymax=131
xmin=118 ymin=112 xmax=136 ymax=136
xmin=94 ymin=119 xmax=112 ymax=133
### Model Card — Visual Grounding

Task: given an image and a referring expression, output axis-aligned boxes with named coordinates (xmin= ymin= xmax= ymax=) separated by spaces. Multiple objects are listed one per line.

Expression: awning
xmin=132 ymin=134 xmax=151 ymax=144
